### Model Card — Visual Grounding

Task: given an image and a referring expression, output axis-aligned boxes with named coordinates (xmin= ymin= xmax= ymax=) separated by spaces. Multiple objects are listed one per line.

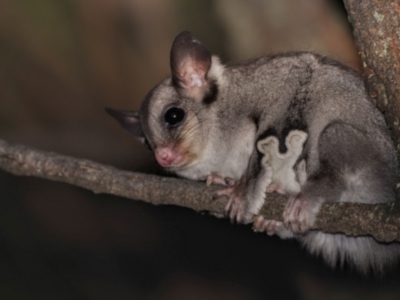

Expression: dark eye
xmin=164 ymin=107 xmax=185 ymax=127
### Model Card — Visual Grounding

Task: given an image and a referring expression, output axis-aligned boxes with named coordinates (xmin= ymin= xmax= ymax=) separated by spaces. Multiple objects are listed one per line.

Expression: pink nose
xmin=155 ymin=147 xmax=183 ymax=167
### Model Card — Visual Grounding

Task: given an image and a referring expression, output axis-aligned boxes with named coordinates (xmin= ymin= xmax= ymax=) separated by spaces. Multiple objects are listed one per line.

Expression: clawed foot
xmin=283 ymin=194 xmax=322 ymax=234
xmin=206 ymin=173 xmax=235 ymax=187
xmin=214 ymin=182 xmax=251 ymax=224
xmin=266 ymin=183 xmax=286 ymax=194
xmin=208 ymin=173 xmax=247 ymax=223
xmin=253 ymin=216 xmax=294 ymax=238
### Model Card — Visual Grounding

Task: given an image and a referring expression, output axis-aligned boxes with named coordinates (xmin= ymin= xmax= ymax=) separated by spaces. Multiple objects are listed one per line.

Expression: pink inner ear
xmin=178 ymin=59 xmax=207 ymax=89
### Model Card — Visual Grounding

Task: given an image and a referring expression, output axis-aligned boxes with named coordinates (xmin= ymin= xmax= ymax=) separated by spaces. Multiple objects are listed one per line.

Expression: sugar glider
xmin=106 ymin=31 xmax=400 ymax=274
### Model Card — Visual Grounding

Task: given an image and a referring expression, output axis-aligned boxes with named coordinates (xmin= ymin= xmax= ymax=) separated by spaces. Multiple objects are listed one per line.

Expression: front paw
xmin=283 ymin=194 xmax=322 ymax=234
xmin=266 ymin=183 xmax=286 ymax=194
xmin=253 ymin=216 xmax=294 ymax=239
xmin=214 ymin=184 xmax=251 ymax=224
xmin=206 ymin=173 xmax=235 ymax=187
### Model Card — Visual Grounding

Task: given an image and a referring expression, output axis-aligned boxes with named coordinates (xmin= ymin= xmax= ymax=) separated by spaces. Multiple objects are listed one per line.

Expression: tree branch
xmin=0 ymin=138 xmax=399 ymax=242
xmin=343 ymin=1 xmax=400 ymax=204
xmin=343 ymin=1 xmax=400 ymax=152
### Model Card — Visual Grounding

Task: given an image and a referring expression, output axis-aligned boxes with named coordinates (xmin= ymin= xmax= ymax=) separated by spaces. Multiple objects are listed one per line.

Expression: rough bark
xmin=343 ymin=1 xmax=400 ymax=200
xmin=1 ymin=138 xmax=400 ymax=242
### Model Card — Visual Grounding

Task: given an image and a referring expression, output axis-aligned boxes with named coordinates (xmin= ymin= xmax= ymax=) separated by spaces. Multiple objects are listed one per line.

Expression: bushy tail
xmin=301 ymin=231 xmax=400 ymax=275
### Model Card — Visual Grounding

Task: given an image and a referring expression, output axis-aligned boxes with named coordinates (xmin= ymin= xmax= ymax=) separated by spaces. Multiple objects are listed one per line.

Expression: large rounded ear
xmin=170 ymin=31 xmax=212 ymax=101
xmin=105 ymin=107 xmax=144 ymax=140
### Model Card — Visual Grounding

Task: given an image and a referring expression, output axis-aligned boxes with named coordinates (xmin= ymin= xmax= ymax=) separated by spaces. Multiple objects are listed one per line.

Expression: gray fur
xmin=107 ymin=32 xmax=400 ymax=275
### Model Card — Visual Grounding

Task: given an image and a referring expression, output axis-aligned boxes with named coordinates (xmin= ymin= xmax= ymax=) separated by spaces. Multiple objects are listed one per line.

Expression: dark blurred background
xmin=1 ymin=0 xmax=400 ymax=299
